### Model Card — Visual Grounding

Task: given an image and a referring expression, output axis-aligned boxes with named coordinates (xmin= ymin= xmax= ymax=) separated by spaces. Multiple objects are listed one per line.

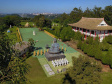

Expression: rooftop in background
xmin=68 ymin=17 xmax=112 ymax=30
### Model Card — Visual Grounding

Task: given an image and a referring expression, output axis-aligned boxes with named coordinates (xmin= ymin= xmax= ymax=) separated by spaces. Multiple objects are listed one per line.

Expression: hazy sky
xmin=0 ymin=0 xmax=112 ymax=13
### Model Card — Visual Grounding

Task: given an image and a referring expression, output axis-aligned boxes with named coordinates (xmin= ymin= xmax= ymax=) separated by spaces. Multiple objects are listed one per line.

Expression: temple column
xmin=94 ymin=30 xmax=96 ymax=40
xmin=85 ymin=29 xmax=87 ymax=40
xmin=82 ymin=28 xmax=83 ymax=34
xmin=99 ymin=31 xmax=101 ymax=40
xmin=90 ymin=30 xmax=91 ymax=37
xmin=75 ymin=27 xmax=76 ymax=32
xmin=103 ymin=30 xmax=105 ymax=38
xmin=108 ymin=30 xmax=109 ymax=35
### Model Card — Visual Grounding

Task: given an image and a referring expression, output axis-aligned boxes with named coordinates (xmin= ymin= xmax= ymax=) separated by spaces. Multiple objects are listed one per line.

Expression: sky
xmin=0 ymin=0 xmax=112 ymax=14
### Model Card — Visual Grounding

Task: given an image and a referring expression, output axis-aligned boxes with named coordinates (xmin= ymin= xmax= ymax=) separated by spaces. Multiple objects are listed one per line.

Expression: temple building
xmin=68 ymin=17 xmax=112 ymax=42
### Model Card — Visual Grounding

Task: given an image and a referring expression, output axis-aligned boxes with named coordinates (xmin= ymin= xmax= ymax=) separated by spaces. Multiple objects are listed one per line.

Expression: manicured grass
xmin=20 ymin=28 xmax=112 ymax=84
xmin=26 ymin=57 xmax=63 ymax=84
xmin=6 ymin=26 xmax=19 ymax=44
xmin=26 ymin=56 xmax=112 ymax=84
xmin=21 ymin=22 xmax=35 ymax=26
xmin=101 ymin=72 xmax=112 ymax=84
xmin=19 ymin=28 xmax=79 ymax=76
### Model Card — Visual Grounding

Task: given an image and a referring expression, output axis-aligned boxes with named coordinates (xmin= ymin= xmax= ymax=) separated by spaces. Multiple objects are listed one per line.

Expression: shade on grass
xmin=26 ymin=57 xmax=63 ymax=84
xmin=19 ymin=28 xmax=81 ymax=77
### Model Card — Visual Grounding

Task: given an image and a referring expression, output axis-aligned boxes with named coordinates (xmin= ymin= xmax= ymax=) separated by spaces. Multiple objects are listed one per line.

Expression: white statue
xmin=33 ymin=31 xmax=35 ymax=35
xmin=10 ymin=25 xmax=11 ymax=28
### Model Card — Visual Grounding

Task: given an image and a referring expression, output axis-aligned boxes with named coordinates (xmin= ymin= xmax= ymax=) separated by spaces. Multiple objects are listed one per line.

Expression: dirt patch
xmin=102 ymin=65 xmax=110 ymax=72
xmin=64 ymin=41 xmax=112 ymax=72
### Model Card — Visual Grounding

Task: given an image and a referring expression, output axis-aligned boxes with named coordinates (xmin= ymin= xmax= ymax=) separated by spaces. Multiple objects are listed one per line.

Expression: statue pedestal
xmin=45 ymin=52 xmax=65 ymax=61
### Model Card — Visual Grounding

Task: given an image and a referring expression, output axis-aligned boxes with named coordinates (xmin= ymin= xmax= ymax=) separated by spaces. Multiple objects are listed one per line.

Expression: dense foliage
xmin=54 ymin=5 xmax=112 ymax=27
xmin=33 ymin=15 xmax=52 ymax=29
xmin=77 ymin=35 xmax=112 ymax=68
xmin=0 ymin=15 xmax=21 ymax=32
xmin=46 ymin=26 xmax=74 ymax=41
xmin=0 ymin=32 xmax=29 ymax=83
xmin=62 ymin=56 xmax=102 ymax=84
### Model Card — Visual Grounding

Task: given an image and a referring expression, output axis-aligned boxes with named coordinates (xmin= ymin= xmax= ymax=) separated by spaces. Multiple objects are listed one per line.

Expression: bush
xmin=77 ymin=41 xmax=82 ymax=49
xmin=74 ymin=31 xmax=84 ymax=41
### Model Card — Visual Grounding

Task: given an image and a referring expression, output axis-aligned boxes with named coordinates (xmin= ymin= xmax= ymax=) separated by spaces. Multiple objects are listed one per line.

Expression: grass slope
xmin=101 ymin=72 xmax=112 ymax=84
xmin=26 ymin=57 xmax=63 ymax=84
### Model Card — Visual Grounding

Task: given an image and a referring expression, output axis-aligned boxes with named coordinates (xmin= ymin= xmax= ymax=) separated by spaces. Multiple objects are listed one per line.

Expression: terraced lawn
xmin=19 ymin=28 xmax=81 ymax=77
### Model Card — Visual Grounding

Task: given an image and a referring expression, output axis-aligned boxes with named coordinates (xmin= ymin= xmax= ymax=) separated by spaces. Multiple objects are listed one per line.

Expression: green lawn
xmin=101 ymin=72 xmax=112 ymax=84
xmin=21 ymin=22 xmax=35 ymax=26
xmin=19 ymin=28 xmax=80 ymax=77
xmin=6 ymin=26 xmax=19 ymax=44
xmin=26 ymin=57 xmax=63 ymax=84
xmin=19 ymin=28 xmax=112 ymax=84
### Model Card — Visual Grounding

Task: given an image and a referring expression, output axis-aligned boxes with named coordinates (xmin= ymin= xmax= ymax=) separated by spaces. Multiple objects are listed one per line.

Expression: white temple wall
xmin=98 ymin=20 xmax=108 ymax=26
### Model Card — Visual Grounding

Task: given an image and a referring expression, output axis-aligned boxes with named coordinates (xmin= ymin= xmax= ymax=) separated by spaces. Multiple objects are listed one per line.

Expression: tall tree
xmin=62 ymin=56 xmax=102 ymax=84
xmin=104 ymin=5 xmax=112 ymax=25
xmin=0 ymin=33 xmax=30 ymax=83
xmin=69 ymin=7 xmax=83 ymax=23
xmin=92 ymin=6 xmax=103 ymax=18
xmin=83 ymin=7 xmax=93 ymax=17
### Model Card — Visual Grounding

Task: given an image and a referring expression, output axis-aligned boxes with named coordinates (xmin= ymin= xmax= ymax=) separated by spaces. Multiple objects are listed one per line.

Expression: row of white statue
xmin=52 ymin=58 xmax=69 ymax=67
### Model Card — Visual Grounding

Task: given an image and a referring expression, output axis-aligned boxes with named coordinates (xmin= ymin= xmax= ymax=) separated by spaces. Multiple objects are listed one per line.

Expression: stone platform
xmin=45 ymin=52 xmax=65 ymax=61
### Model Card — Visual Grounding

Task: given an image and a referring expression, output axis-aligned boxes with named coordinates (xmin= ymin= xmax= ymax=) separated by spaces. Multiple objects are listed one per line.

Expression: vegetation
xmin=54 ymin=5 xmax=112 ymax=27
xmin=62 ymin=56 xmax=102 ymax=84
xmin=76 ymin=34 xmax=112 ymax=68
xmin=46 ymin=26 xmax=74 ymax=41
xmin=0 ymin=15 xmax=21 ymax=32
xmin=33 ymin=15 xmax=52 ymax=30
xmin=0 ymin=33 xmax=30 ymax=83
xmin=26 ymin=57 xmax=63 ymax=84
xmin=0 ymin=5 xmax=112 ymax=84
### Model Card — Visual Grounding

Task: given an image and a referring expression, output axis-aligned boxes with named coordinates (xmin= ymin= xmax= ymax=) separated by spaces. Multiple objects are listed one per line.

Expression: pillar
xmin=85 ymin=29 xmax=87 ymax=40
xmin=94 ymin=30 xmax=96 ymax=40
xmin=62 ymin=47 xmax=63 ymax=51
xmin=103 ymin=30 xmax=105 ymax=38
xmin=65 ymin=48 xmax=66 ymax=51
xmin=34 ymin=51 xmax=36 ymax=56
xmin=90 ymin=30 xmax=91 ymax=37
xmin=44 ymin=50 xmax=46 ymax=54
xmin=108 ymin=30 xmax=109 ymax=35
xmin=41 ymin=50 xmax=42 ymax=55
xmin=99 ymin=31 xmax=101 ymax=40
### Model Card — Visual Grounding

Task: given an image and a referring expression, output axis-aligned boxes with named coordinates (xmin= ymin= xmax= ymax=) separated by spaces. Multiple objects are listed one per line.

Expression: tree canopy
xmin=62 ymin=56 xmax=102 ymax=84
xmin=0 ymin=33 xmax=30 ymax=83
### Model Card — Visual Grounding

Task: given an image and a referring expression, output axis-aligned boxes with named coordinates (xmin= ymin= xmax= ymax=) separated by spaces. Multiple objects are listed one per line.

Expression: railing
xmin=72 ymin=29 xmax=112 ymax=37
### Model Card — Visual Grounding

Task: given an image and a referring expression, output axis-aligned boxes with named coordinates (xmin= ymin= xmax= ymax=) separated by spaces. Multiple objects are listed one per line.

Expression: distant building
xmin=12 ymin=41 xmax=31 ymax=56
xmin=69 ymin=17 xmax=112 ymax=42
